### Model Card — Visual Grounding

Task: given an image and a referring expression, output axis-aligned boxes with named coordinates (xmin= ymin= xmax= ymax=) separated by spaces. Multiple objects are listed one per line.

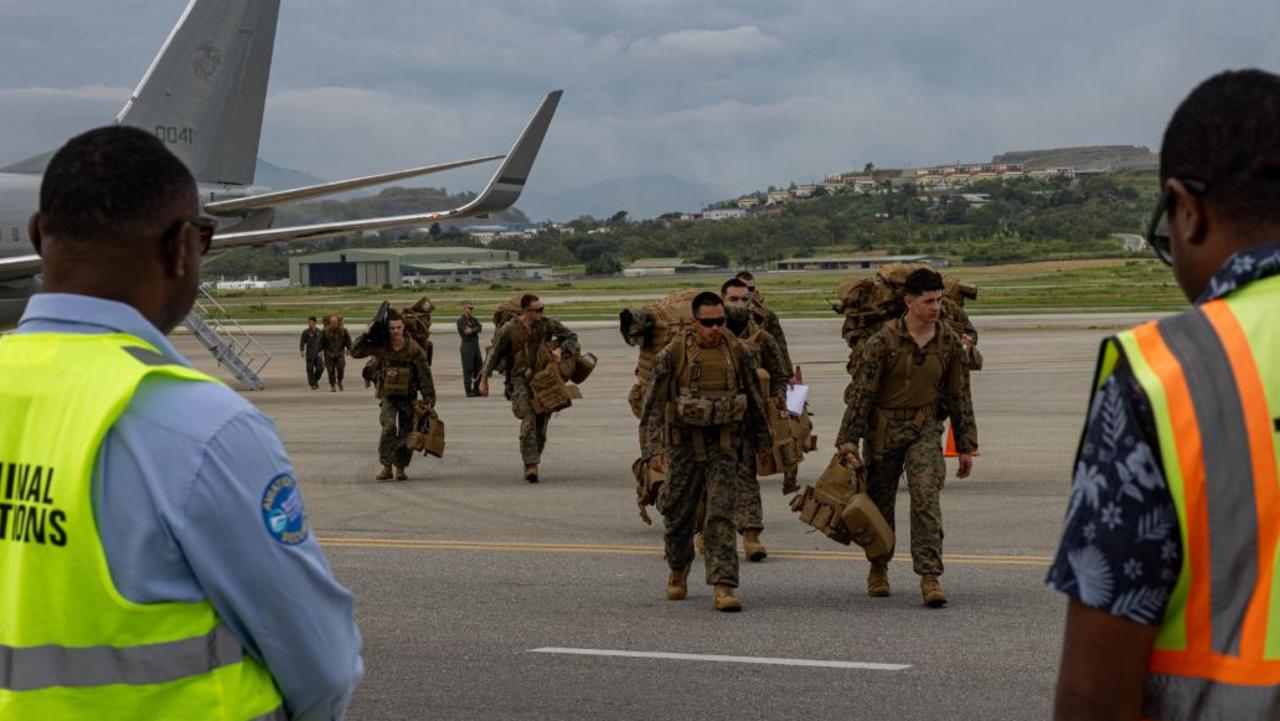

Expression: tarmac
xmin=171 ymin=313 xmax=1162 ymax=720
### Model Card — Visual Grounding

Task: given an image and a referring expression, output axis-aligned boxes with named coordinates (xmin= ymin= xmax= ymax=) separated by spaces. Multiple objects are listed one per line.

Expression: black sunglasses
xmin=164 ymin=215 xmax=218 ymax=256
xmin=696 ymin=316 xmax=726 ymax=328
xmin=1145 ymin=179 xmax=1207 ymax=265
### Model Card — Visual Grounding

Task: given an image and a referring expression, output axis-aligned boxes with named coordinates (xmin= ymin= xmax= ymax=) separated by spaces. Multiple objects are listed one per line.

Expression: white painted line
xmin=528 ymin=647 xmax=910 ymax=672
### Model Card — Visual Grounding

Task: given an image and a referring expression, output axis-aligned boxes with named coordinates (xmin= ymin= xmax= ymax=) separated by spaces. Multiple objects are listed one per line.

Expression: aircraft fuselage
xmin=0 ymin=171 xmax=273 ymax=327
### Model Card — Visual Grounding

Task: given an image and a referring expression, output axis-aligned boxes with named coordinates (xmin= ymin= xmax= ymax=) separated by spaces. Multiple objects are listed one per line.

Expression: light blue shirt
xmin=15 ymin=293 xmax=363 ymax=721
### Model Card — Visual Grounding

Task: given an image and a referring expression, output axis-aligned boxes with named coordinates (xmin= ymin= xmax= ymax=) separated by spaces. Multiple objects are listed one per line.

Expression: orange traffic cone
xmin=944 ymin=423 xmax=978 ymax=458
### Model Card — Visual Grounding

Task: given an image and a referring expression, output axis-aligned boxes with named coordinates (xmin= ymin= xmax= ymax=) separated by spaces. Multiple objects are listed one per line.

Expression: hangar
xmin=288 ymin=247 xmax=524 ymax=287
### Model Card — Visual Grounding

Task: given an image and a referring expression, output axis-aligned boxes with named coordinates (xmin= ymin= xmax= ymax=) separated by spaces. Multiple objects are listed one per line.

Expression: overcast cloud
xmin=1 ymin=0 xmax=1277 ymax=197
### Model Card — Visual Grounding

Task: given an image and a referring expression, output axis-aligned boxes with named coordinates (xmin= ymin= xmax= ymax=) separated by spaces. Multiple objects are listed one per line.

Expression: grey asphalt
xmin=171 ymin=313 xmax=1162 ymax=720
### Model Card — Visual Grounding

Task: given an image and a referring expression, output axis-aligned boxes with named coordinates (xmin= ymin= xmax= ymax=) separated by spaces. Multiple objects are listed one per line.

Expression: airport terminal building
xmin=289 ymin=247 xmax=550 ymax=287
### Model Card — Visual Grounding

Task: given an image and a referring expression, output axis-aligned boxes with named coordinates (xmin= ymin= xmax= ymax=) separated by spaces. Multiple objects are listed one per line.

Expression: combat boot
xmin=330 ymin=384 xmax=337 ymax=393
xmin=743 ymin=531 xmax=768 ymax=562
xmin=921 ymin=575 xmax=948 ymax=608
xmin=394 ymin=466 xmax=408 ymax=481
xmin=713 ymin=584 xmax=742 ymax=612
xmin=666 ymin=566 xmax=689 ymax=600
xmin=375 ymin=465 xmax=393 ymax=481
xmin=338 ymin=380 xmax=344 ymax=391
xmin=524 ymin=464 xmax=539 ymax=483
xmin=867 ymin=561 xmax=891 ymax=597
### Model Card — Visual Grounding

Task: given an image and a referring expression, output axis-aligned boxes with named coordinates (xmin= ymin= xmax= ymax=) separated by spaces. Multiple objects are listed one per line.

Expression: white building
xmin=703 ymin=208 xmax=748 ymax=221
xmin=213 ymin=277 xmax=290 ymax=291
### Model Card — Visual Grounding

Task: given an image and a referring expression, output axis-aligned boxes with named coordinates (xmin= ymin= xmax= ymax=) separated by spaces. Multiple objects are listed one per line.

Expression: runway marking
xmin=317 ymin=536 xmax=1051 ymax=567
xmin=528 ymin=647 xmax=911 ymax=671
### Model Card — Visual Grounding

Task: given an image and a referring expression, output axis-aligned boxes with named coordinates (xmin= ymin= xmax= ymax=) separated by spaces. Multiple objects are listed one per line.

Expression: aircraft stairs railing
xmin=183 ymin=287 xmax=271 ymax=391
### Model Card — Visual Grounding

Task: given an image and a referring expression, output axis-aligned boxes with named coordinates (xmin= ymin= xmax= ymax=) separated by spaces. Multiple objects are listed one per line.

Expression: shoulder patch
xmin=260 ymin=473 xmax=310 ymax=545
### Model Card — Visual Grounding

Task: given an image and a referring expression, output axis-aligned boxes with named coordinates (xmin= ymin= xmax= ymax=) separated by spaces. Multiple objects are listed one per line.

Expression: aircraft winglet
xmin=209 ymin=90 xmax=563 ymax=250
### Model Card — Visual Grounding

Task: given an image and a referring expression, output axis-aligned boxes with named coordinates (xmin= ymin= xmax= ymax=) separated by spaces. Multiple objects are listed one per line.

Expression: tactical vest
xmin=735 ymin=319 xmax=773 ymax=400
xmin=508 ymin=320 xmax=553 ymax=377
xmin=1098 ymin=276 xmax=1280 ymax=719
xmin=377 ymin=341 xmax=420 ymax=399
xmin=665 ymin=331 xmax=748 ymax=459
xmin=0 ymin=332 xmax=285 ymax=720
xmin=869 ymin=320 xmax=955 ymax=457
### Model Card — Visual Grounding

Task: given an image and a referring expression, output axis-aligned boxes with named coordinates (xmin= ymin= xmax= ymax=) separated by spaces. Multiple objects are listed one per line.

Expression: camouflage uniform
xmin=322 ymin=324 xmax=353 ymax=388
xmin=729 ymin=311 xmax=792 ymax=534
xmin=751 ymin=299 xmax=793 ymax=371
xmin=836 ymin=316 xmax=977 ymax=577
xmin=481 ymin=316 xmax=578 ymax=466
xmin=352 ymin=334 xmax=436 ymax=469
xmin=641 ymin=330 xmax=773 ymax=588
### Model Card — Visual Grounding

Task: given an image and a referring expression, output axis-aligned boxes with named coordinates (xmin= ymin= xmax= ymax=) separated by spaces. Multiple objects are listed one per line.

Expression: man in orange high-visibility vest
xmin=1049 ymin=69 xmax=1280 ymax=720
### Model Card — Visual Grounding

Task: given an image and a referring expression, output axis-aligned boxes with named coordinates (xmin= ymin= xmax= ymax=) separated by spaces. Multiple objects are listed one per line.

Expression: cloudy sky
xmin=1 ymin=0 xmax=1277 ymax=198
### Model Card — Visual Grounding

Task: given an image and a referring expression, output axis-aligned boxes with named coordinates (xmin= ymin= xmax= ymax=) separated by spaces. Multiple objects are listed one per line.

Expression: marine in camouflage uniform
xmin=479 ymin=302 xmax=578 ymax=482
xmin=641 ymin=300 xmax=772 ymax=611
xmin=321 ymin=318 xmax=353 ymax=391
xmin=735 ymin=271 xmax=793 ymax=370
xmin=724 ymin=295 xmax=791 ymax=560
xmin=837 ymin=311 xmax=977 ymax=604
xmin=352 ymin=318 xmax=436 ymax=480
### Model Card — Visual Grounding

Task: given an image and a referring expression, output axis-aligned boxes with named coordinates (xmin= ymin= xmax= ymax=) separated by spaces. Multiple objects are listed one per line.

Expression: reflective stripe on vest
xmin=0 ymin=332 xmax=284 ymax=720
xmin=1108 ymin=276 xmax=1280 ymax=719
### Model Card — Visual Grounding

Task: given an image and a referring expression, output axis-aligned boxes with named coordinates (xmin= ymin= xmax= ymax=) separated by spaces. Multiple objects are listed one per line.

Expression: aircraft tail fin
xmin=117 ymin=0 xmax=281 ymax=186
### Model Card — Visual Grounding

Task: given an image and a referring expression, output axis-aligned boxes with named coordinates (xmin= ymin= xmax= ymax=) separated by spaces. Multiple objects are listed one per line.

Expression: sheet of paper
xmin=786 ymin=384 xmax=809 ymax=416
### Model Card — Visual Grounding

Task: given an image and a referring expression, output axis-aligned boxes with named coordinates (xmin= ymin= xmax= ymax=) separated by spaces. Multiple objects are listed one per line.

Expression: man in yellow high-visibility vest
xmin=1049 ymin=69 xmax=1280 ymax=720
xmin=0 ymin=126 xmax=363 ymax=720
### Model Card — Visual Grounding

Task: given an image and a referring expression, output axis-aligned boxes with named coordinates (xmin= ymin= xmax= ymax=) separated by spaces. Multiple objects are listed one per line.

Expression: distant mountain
xmin=992 ymin=145 xmax=1158 ymax=172
xmin=515 ymin=175 xmax=725 ymax=222
xmin=253 ymin=158 xmax=327 ymax=190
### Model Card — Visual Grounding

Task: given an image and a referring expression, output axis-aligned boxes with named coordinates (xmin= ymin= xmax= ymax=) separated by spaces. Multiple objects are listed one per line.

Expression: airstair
xmin=183 ymin=287 xmax=271 ymax=391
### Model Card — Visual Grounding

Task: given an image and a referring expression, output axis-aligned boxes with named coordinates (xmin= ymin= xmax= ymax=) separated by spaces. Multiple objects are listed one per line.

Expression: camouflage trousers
xmin=865 ymin=418 xmax=947 ymax=576
xmin=510 ymin=377 xmax=550 ymax=465
xmin=658 ymin=430 xmax=741 ymax=587
xmin=324 ymin=352 xmax=346 ymax=386
xmin=378 ymin=397 xmax=415 ymax=469
xmin=735 ymin=450 xmax=763 ymax=534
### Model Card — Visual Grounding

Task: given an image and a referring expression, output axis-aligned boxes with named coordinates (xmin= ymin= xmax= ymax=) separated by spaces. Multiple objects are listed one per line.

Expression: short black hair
xmin=691 ymin=291 xmax=724 ymax=315
xmin=735 ymin=271 xmax=755 ymax=283
xmin=39 ymin=126 xmax=195 ymax=244
xmin=307 ymin=316 xmax=317 ymax=322
xmin=520 ymin=294 xmax=540 ymax=310
xmin=1161 ymin=69 xmax=1280 ymax=226
xmin=721 ymin=278 xmax=749 ymax=296
xmin=904 ymin=268 xmax=944 ymax=295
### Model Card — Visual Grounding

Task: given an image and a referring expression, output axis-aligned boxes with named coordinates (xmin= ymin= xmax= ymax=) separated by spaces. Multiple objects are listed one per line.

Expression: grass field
xmin=205 ymin=258 xmax=1189 ymax=324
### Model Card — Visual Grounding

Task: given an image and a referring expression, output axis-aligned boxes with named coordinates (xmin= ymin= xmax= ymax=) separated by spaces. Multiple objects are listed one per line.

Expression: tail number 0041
xmin=155 ymin=126 xmax=195 ymax=146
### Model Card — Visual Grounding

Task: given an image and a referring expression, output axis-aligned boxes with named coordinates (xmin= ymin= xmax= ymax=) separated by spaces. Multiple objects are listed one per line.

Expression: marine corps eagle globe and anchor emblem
xmin=193 ymin=41 xmax=221 ymax=81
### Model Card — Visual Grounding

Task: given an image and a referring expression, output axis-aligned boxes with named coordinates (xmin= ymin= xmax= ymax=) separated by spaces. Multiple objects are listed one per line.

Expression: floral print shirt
xmin=1046 ymin=241 xmax=1280 ymax=624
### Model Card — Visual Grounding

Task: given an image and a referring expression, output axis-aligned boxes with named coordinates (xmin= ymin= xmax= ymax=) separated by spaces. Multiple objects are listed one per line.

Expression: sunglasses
xmin=164 ymin=215 xmax=218 ymax=256
xmin=1145 ymin=179 xmax=1207 ymax=265
xmin=530 ymin=306 xmax=545 ymax=314
xmin=696 ymin=316 xmax=726 ymax=328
